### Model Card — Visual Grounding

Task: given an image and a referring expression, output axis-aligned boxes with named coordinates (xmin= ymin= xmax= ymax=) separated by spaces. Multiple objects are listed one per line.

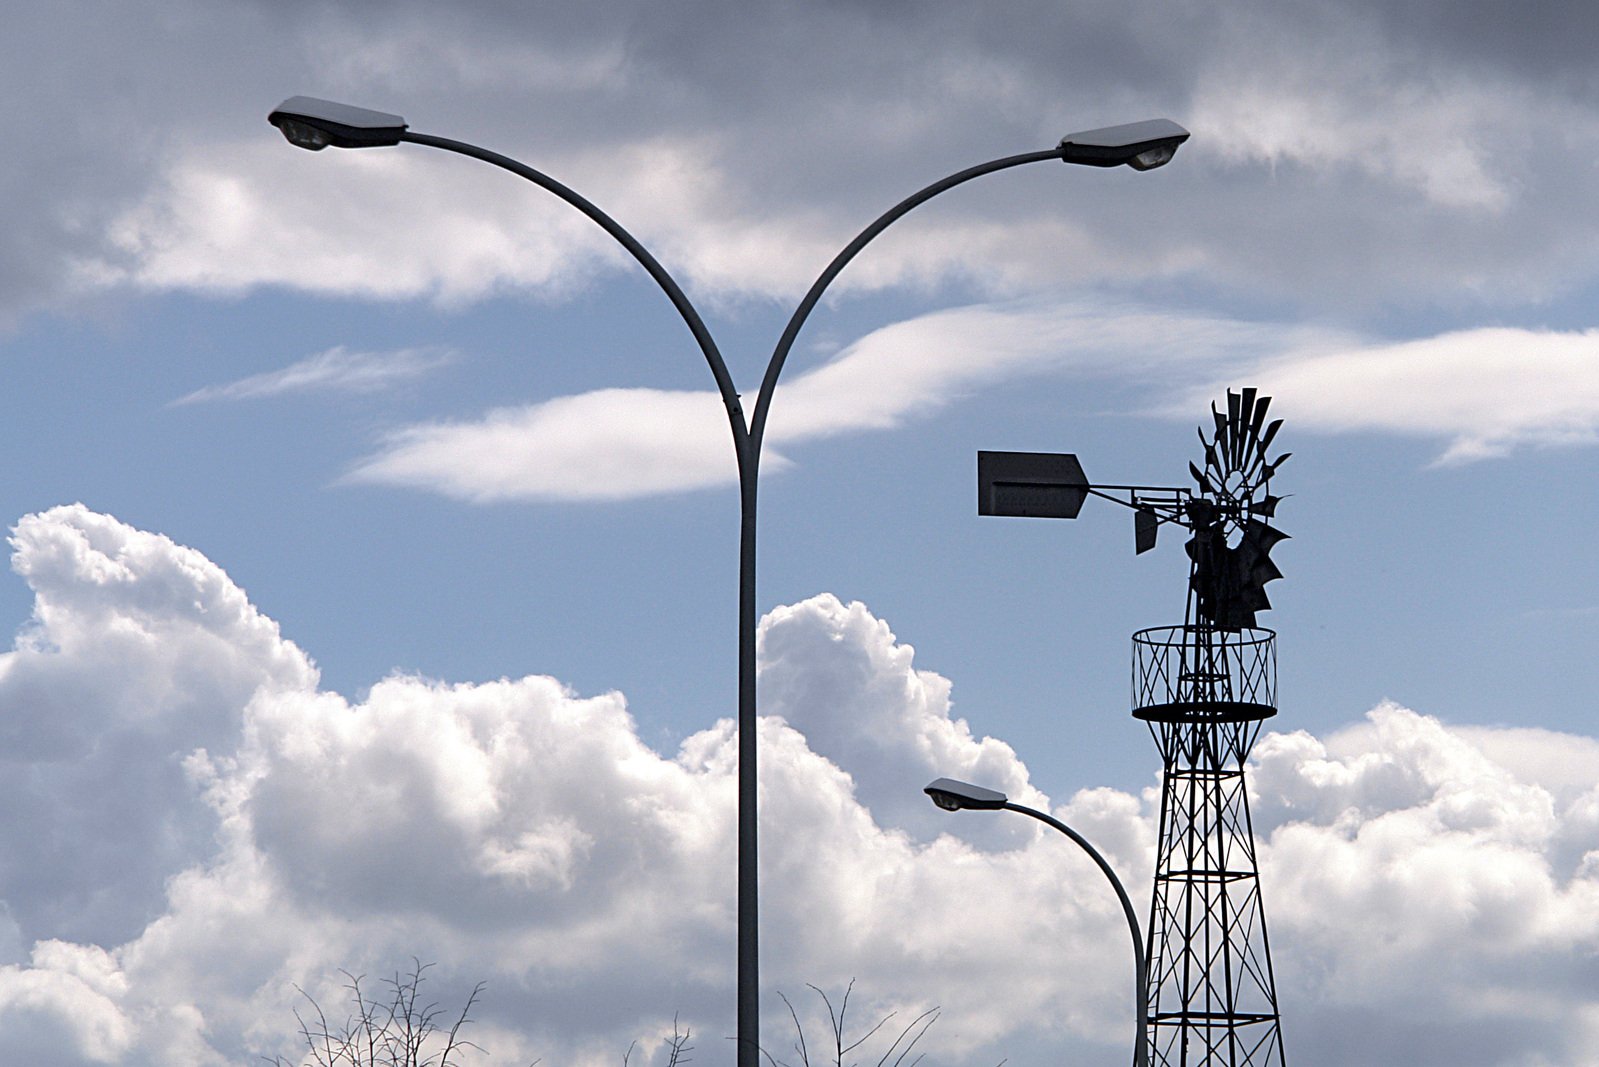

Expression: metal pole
xmin=1001 ymin=801 xmax=1149 ymax=1067
xmin=367 ymin=130 xmax=1082 ymax=1067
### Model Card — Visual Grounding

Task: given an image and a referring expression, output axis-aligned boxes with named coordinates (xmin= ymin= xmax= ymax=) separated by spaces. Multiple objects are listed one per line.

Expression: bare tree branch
xmin=756 ymin=982 xmax=941 ymax=1067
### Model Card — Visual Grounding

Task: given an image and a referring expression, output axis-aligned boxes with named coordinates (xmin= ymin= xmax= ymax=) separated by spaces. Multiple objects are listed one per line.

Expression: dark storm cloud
xmin=1346 ymin=0 xmax=1599 ymax=90
xmin=4 ymin=0 xmax=1599 ymax=322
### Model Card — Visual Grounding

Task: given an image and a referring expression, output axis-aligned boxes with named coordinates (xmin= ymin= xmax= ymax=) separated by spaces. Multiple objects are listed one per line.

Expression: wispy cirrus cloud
xmin=342 ymin=301 xmax=1323 ymax=502
xmin=1186 ymin=326 xmax=1599 ymax=465
xmin=172 ymin=345 xmax=456 ymax=405
xmin=344 ymin=301 xmax=1599 ymax=505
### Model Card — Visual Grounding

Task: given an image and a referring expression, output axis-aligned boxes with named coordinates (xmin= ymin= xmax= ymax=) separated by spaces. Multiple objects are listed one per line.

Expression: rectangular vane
xmin=977 ymin=450 xmax=1088 ymax=518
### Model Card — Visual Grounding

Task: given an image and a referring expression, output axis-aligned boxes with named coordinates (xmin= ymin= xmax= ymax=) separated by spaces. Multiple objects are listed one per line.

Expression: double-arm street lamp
xmin=924 ymin=777 xmax=1148 ymax=1067
xmin=267 ymin=95 xmax=1188 ymax=1067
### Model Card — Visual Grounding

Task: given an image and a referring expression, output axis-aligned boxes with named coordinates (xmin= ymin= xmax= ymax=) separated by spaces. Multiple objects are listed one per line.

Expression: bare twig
xmin=757 ymin=982 xmax=940 ymax=1067
xmin=265 ymin=960 xmax=495 ymax=1067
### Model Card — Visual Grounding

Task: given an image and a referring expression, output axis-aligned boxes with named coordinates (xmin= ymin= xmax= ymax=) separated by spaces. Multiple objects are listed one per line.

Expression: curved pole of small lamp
xmin=396 ymin=130 xmax=1080 ymax=1067
xmin=1004 ymin=800 xmax=1149 ymax=1067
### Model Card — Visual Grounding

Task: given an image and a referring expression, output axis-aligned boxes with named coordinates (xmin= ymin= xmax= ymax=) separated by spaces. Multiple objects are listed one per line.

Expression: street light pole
xmin=925 ymin=777 xmax=1149 ymax=1067
xmin=267 ymin=97 xmax=1188 ymax=1067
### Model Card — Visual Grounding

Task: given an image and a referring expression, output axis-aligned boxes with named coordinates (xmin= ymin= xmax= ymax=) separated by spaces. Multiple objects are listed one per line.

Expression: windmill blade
xmin=1263 ymin=452 xmax=1292 ymax=479
xmin=1255 ymin=494 xmax=1287 ymax=517
xmin=1227 ymin=390 xmax=1243 ymax=464
xmin=1237 ymin=412 xmax=1283 ymax=483
xmin=1243 ymin=393 xmax=1271 ymax=468
xmin=1258 ymin=417 xmax=1282 ymax=455
xmin=1243 ymin=420 xmax=1285 ymax=481
xmin=1203 ymin=441 xmax=1222 ymax=477
xmin=1248 ymin=393 xmax=1271 ymax=440
xmin=1243 ymin=518 xmax=1291 ymax=553
xmin=1189 ymin=461 xmax=1215 ymax=495
xmin=1238 ymin=387 xmax=1259 ymax=455
xmin=1250 ymin=556 xmax=1284 ymax=586
xmin=1212 ymin=405 xmax=1231 ymax=468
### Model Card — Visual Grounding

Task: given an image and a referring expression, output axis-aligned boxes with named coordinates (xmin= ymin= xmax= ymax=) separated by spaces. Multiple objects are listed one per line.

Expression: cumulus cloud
xmin=1253 ymin=707 xmax=1599 ymax=1064
xmin=0 ymin=506 xmax=1593 ymax=1066
xmin=172 ymin=345 xmax=456 ymax=404
xmin=0 ymin=505 xmax=315 ymax=947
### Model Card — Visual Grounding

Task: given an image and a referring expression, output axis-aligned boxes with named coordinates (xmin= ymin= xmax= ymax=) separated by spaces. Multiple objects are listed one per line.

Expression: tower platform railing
xmin=1132 ymin=625 xmax=1277 ymax=724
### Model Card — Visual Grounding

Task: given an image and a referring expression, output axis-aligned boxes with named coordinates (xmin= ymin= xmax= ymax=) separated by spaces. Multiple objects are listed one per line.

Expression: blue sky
xmin=0 ymin=2 xmax=1597 ymax=1065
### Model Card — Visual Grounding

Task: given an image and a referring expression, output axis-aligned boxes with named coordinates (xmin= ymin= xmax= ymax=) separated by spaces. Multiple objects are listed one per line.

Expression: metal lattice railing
xmin=1132 ymin=625 xmax=1277 ymax=721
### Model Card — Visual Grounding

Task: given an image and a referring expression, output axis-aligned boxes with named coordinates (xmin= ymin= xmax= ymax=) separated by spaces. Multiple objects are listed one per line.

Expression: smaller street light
xmin=924 ymin=777 xmax=1007 ymax=811
xmin=924 ymin=777 xmax=1149 ymax=1067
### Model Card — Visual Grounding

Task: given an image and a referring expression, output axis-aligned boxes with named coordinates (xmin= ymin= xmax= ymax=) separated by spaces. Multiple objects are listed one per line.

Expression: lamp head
xmin=269 ymin=96 xmax=408 ymax=151
xmin=924 ymin=777 xmax=1008 ymax=812
xmin=1058 ymin=118 xmax=1190 ymax=171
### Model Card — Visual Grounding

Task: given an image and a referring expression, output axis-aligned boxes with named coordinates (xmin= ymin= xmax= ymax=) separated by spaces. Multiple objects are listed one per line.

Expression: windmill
xmin=978 ymin=388 xmax=1290 ymax=1067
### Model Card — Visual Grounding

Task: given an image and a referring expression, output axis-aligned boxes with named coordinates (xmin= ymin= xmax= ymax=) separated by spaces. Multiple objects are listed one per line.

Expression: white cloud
xmin=1193 ymin=326 xmax=1599 ymax=464
xmin=344 ymin=301 xmax=1328 ymax=502
xmin=347 ymin=302 xmax=1599 ymax=505
xmin=1252 ymin=706 xmax=1599 ymax=1064
xmin=1190 ymin=25 xmax=1529 ymax=212
xmin=345 ymin=387 xmax=740 ymax=502
xmin=0 ymin=505 xmax=315 ymax=947
xmin=0 ymin=506 xmax=1593 ymax=1066
xmin=172 ymin=345 xmax=456 ymax=404
xmin=99 ymin=141 xmax=627 ymax=306
xmin=334 ymin=300 xmax=1599 ymax=508
xmin=0 ymin=942 xmax=136 ymax=1064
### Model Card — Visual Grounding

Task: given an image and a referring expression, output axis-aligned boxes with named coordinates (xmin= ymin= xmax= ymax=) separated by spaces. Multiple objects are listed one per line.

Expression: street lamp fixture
xmin=268 ymin=96 xmax=1189 ymax=173
xmin=268 ymin=96 xmax=1187 ymax=1067
xmin=924 ymin=776 xmax=1007 ymax=811
xmin=269 ymin=96 xmax=408 ymax=150
xmin=1057 ymin=118 xmax=1190 ymax=171
xmin=925 ymin=777 xmax=1149 ymax=1067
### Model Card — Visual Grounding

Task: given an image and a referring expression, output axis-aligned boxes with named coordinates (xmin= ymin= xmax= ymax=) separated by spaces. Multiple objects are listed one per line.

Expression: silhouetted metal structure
xmin=979 ymin=388 xmax=1289 ymax=1066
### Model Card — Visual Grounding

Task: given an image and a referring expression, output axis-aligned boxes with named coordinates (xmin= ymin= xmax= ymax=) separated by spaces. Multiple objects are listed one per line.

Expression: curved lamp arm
xmin=750 ymin=115 xmax=1191 ymax=454
xmin=925 ymin=777 xmax=1149 ymax=1067
xmin=396 ymin=131 xmax=751 ymax=466
xmin=1005 ymin=800 xmax=1149 ymax=1067
xmin=749 ymin=148 xmax=1063 ymax=454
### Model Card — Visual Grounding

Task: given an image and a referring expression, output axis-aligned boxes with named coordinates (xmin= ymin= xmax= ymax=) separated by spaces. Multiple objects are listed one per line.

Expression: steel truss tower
xmin=1133 ymin=624 xmax=1285 ymax=1066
